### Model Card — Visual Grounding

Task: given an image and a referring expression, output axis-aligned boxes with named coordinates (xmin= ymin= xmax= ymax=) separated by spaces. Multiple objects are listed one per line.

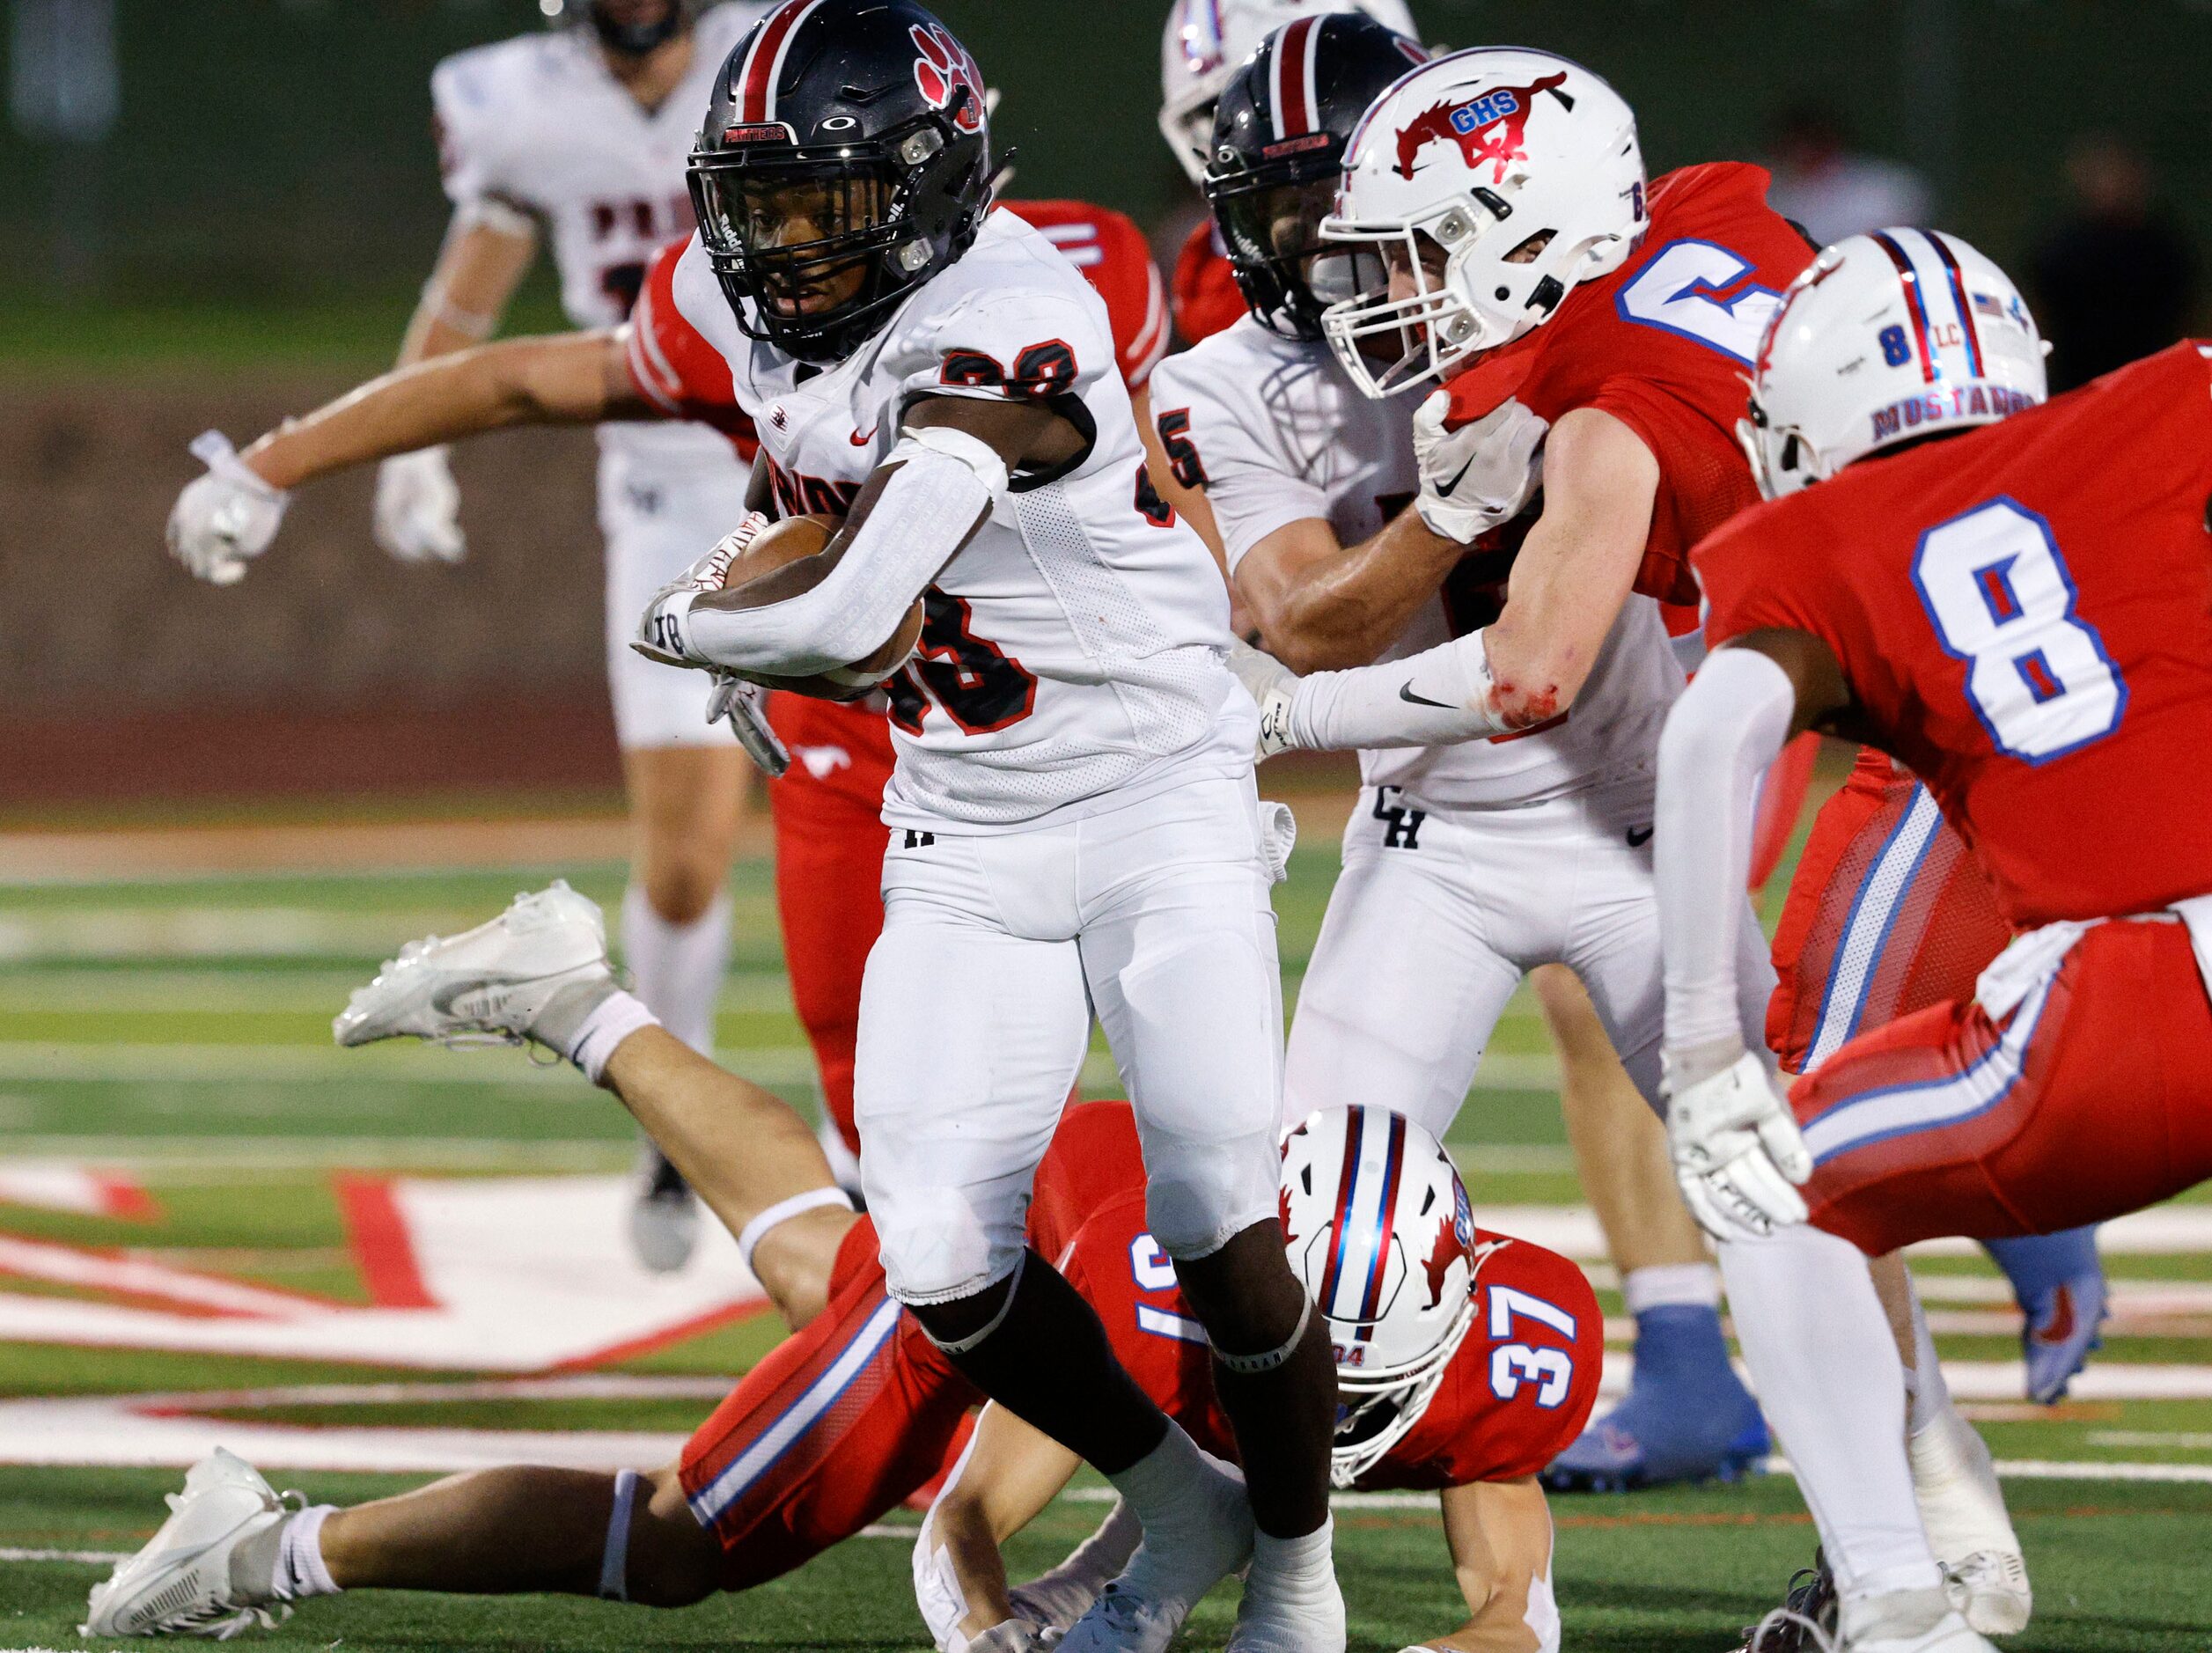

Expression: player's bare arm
xmin=915 ymin=1402 xmax=1084 ymax=1647
xmin=248 ymin=328 xmax=645 ymax=491
xmin=1232 ymin=510 xmax=1466 ymax=674
xmin=1477 ymin=407 xmax=1658 ymax=727
xmin=1422 ymin=1478 xmax=1556 ymax=1653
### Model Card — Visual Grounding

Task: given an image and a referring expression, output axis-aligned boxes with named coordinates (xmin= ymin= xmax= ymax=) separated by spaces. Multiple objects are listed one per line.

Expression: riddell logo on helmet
xmin=1393 ymin=72 xmax=1567 ymax=181
xmin=911 ymin=23 xmax=984 ymax=133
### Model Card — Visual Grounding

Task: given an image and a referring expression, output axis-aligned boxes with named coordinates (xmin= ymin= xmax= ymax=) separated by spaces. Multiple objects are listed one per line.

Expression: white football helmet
xmin=1159 ymin=0 xmax=1420 ymax=186
xmin=1743 ymin=227 xmax=2048 ymax=499
xmin=1319 ymin=47 xmax=1647 ymax=398
xmin=1281 ymin=1105 xmax=1493 ymax=1486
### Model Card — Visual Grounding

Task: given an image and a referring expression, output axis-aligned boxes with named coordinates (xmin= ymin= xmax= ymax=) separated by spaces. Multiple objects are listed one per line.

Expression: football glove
xmin=1228 ymin=638 xmax=1297 ymax=760
xmin=704 ymin=672 xmax=790 ymax=779
xmin=1412 ymin=391 xmax=1547 ymax=545
xmin=372 ymin=446 xmax=466 ymax=563
xmin=1663 ymin=1046 xmax=1813 ymax=1242
xmin=633 ymin=512 xmax=770 ymax=667
xmin=168 ymin=431 xmax=290 ymax=586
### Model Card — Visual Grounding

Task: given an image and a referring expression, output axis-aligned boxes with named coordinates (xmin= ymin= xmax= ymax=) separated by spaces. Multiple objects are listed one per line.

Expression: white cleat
xmin=83 ymin=1448 xmax=296 ymax=1639
xmin=1059 ymin=1451 xmax=1253 ymax=1653
xmin=1909 ymin=1408 xmax=2032 ymax=1635
xmin=628 ymin=1145 xmax=701 ymax=1275
xmin=332 ymin=880 xmax=611 ymax=1049
xmin=1839 ymin=1588 xmax=1998 ymax=1653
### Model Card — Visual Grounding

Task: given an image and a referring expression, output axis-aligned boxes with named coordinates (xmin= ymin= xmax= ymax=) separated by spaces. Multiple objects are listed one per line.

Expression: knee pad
xmin=1142 ymin=1123 xmax=1281 ymax=1261
xmin=864 ymin=1172 xmax=1024 ymax=1306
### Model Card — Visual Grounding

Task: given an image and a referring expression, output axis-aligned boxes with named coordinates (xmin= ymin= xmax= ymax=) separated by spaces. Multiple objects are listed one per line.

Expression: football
xmin=714 ymin=513 xmax=924 ymax=702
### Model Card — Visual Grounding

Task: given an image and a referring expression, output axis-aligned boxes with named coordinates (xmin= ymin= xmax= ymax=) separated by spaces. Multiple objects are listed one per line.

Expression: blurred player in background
xmin=1663 ymin=231 xmax=2212 ymax=1652
xmin=1227 ymin=54 xmax=2032 ymax=1644
xmin=1155 ymin=0 xmax=1417 ymax=349
xmin=1145 ymin=15 xmax=1768 ymax=1495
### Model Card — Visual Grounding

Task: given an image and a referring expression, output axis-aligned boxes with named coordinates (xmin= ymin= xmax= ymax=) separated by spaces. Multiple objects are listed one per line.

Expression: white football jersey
xmin=662 ymin=209 xmax=1250 ymax=828
xmin=1150 ymin=319 xmax=1684 ymax=811
xmin=430 ymin=4 xmax=766 ymax=474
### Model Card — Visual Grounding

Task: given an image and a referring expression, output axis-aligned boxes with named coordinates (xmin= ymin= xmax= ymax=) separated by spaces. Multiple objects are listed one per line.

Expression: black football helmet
xmin=1204 ymin=13 xmax=1427 ymax=340
xmin=550 ymin=0 xmax=697 ymax=58
xmin=687 ymin=0 xmax=994 ymax=364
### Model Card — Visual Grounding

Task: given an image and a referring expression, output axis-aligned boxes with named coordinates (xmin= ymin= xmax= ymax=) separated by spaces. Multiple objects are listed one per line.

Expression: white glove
xmin=1412 ymin=391 xmax=1547 ymax=544
xmin=372 ymin=446 xmax=466 ymax=563
xmin=705 ymin=672 xmax=790 ymax=779
xmin=167 ymin=430 xmax=290 ymax=585
xmin=1229 ymin=638 xmax=1298 ymax=760
xmin=1663 ymin=1047 xmax=1813 ymax=1242
xmin=1007 ymin=1496 xmax=1142 ymax=1634
xmin=635 ymin=511 xmax=773 ymax=667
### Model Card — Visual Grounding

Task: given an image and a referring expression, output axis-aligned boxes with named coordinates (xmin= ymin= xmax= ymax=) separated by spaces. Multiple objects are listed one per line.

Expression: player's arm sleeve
xmin=1092 ymin=211 xmax=1171 ymax=393
xmin=1148 ymin=357 xmax=1328 ymax=574
xmin=621 ymin=236 xmax=760 ymax=449
xmin=1656 ymin=645 xmax=1798 ymax=1059
xmin=680 ymin=426 xmax=1003 ymax=675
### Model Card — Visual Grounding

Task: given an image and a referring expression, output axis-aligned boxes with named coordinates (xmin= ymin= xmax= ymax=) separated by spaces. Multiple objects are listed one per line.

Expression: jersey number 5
xmin=1615 ymin=239 xmax=1783 ymax=366
xmin=1911 ymin=497 xmax=2127 ymax=764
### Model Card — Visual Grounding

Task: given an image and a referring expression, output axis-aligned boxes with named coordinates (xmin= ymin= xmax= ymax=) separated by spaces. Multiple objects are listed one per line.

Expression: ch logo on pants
xmin=1371 ymin=787 xmax=1426 ymax=850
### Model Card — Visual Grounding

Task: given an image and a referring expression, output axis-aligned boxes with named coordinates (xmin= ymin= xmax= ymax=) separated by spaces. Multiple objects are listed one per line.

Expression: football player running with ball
xmin=1659 ymin=235 xmax=2212 ymax=1653
xmin=1148 ymin=18 xmax=1773 ymax=1494
xmin=623 ymin=4 xmax=1340 ymax=1648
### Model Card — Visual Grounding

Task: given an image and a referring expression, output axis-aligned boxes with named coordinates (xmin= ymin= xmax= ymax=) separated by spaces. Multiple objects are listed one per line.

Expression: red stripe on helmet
xmin=1272 ymin=15 xmax=1319 ymax=141
xmin=1317 ymin=1106 xmax=1368 ymax=1316
xmin=1354 ymin=1113 xmax=1408 ymax=1325
xmin=740 ymin=0 xmax=816 ymax=124
xmin=1870 ymin=231 xmax=1937 ymax=385
xmin=1923 ymin=230 xmax=1986 ymax=378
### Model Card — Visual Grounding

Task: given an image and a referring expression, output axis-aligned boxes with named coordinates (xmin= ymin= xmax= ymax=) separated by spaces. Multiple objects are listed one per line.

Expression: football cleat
xmin=1836 ymin=1588 xmax=1997 ymax=1653
xmin=332 ymin=881 xmax=612 ymax=1050
xmin=1059 ymin=1449 xmax=1253 ymax=1653
xmin=1737 ymin=1549 xmax=1837 ymax=1653
xmin=1543 ymin=1304 xmax=1769 ymax=1492
xmin=2019 ymin=1267 xmax=2108 ymax=1407
xmin=83 ymin=1449 xmax=297 ymax=1639
xmin=1909 ymin=1407 xmax=2031 ymax=1636
xmin=628 ymin=1144 xmax=701 ymax=1275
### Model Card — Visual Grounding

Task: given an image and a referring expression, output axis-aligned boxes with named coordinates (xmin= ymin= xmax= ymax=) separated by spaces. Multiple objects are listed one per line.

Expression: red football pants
xmin=678 ymin=1217 xmax=975 ymax=1583
xmin=1767 ymin=747 xmax=2012 ymax=1075
xmin=1790 ymin=918 xmax=2212 ymax=1255
xmin=763 ymin=695 xmax=897 ymax=1156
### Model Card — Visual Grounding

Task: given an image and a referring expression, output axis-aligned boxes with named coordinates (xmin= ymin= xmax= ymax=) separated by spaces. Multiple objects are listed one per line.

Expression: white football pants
xmin=1283 ymin=782 xmax=1776 ymax=1135
xmin=856 ymin=772 xmax=1287 ymax=1306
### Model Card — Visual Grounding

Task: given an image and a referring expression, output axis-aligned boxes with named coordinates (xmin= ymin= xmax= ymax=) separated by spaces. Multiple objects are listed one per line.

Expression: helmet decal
xmin=1315 ymin=1106 xmax=1408 ymax=1334
xmin=1176 ymin=0 xmax=1228 ymax=77
xmin=1392 ymin=72 xmax=1567 ymax=182
xmin=911 ymin=21 xmax=983 ymax=132
xmin=1925 ymin=232 xmax=1987 ymax=377
xmin=734 ymin=0 xmax=825 ymax=123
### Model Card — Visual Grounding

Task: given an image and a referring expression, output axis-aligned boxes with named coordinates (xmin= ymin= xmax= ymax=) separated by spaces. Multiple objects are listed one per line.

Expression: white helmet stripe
xmin=1919 ymin=228 xmax=1988 ymax=378
xmin=738 ymin=0 xmax=824 ymax=124
xmin=1318 ymin=1106 xmax=1406 ymax=1327
xmin=1268 ymin=15 xmax=1322 ymax=143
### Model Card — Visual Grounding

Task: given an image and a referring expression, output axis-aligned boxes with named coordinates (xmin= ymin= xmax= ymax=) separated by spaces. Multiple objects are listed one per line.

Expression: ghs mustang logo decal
xmin=1393 ymin=72 xmax=1568 ymax=181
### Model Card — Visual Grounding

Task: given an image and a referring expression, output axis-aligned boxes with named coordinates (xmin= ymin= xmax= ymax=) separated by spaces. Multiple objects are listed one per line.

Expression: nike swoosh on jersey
xmin=849 ymin=428 xmax=872 ymax=446
xmin=1626 ymin=825 xmax=1654 ymax=847
xmin=1399 ymin=682 xmax=1456 ymax=709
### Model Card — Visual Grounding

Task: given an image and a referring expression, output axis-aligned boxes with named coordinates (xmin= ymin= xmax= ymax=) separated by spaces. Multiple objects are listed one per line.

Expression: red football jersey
xmin=1172 ymin=219 xmax=1248 ymax=346
xmin=1051 ymin=1106 xmax=1602 ymax=1490
xmin=1696 ymin=342 xmax=2212 ymax=929
xmin=627 ymin=200 xmax=1166 ymax=423
xmin=1441 ymin=163 xmax=1814 ymax=605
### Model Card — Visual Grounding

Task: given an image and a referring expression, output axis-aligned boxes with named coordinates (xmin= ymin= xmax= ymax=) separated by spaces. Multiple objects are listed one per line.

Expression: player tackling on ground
xmin=1657 ymin=231 xmax=2212 ymax=1652
xmin=85 ymin=884 xmax=1593 ymax=1653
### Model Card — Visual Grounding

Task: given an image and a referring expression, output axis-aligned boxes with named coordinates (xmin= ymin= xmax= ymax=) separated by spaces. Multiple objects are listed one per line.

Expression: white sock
xmin=1622 ymin=1261 xmax=1723 ymax=1315
xmin=1901 ymin=1283 xmax=1959 ymax=1439
xmin=1718 ymin=1226 xmax=1942 ymax=1602
xmin=569 ymin=990 xmax=661 ymax=1086
xmin=1106 ymin=1422 xmax=1212 ymax=1530
xmin=621 ymin=885 xmax=731 ymax=1056
xmin=274 ymin=1505 xmax=341 ymax=1600
xmin=1249 ymin=1514 xmax=1337 ymax=1599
